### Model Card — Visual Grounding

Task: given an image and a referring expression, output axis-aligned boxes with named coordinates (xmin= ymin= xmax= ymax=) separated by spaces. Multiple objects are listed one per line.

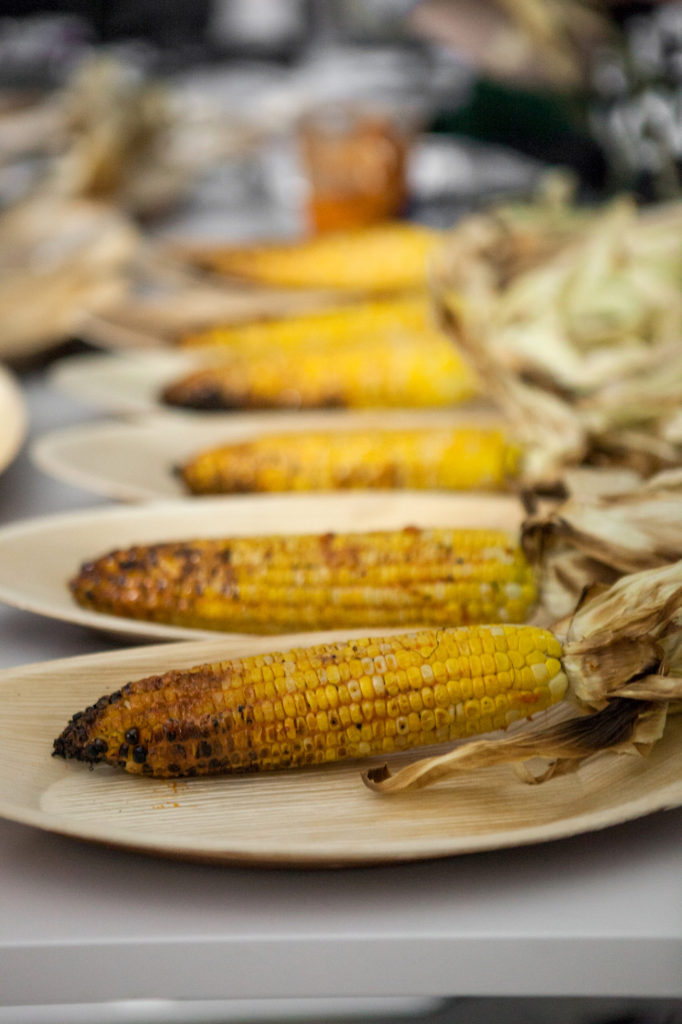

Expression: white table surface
xmin=0 ymin=372 xmax=681 ymax=1012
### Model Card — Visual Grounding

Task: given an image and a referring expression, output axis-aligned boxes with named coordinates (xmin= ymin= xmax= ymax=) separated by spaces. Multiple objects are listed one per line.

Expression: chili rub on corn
xmin=69 ymin=527 xmax=537 ymax=634
xmin=184 ymin=222 xmax=440 ymax=293
xmin=161 ymin=332 xmax=477 ymax=412
xmin=179 ymin=426 xmax=520 ymax=495
xmin=53 ymin=624 xmax=567 ymax=777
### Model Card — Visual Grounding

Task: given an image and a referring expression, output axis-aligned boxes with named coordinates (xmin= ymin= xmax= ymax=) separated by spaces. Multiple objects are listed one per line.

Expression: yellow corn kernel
xmin=181 ymin=223 xmax=440 ymax=293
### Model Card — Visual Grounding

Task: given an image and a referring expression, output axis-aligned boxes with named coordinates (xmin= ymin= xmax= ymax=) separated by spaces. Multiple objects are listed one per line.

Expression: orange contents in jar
xmin=300 ymin=106 xmax=410 ymax=234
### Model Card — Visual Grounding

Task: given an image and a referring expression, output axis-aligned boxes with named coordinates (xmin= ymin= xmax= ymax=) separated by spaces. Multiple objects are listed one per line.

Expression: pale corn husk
xmin=0 ymin=55 xmax=258 ymax=217
xmin=432 ymin=195 xmax=682 ymax=482
xmin=42 ymin=56 xmax=192 ymax=217
xmin=522 ymin=470 xmax=682 ymax=619
xmin=0 ymin=195 xmax=139 ymax=360
xmin=493 ymin=0 xmax=610 ymax=88
xmin=364 ymin=560 xmax=682 ymax=793
xmin=76 ymin=250 xmax=351 ymax=351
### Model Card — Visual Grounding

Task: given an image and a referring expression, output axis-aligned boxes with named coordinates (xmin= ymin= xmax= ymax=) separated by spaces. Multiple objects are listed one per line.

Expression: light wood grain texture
xmin=31 ymin=407 xmax=503 ymax=503
xmin=0 ymin=491 xmax=524 ymax=642
xmin=0 ymin=363 xmax=26 ymax=476
xmin=48 ymin=349 xmax=206 ymax=416
xmin=1 ymin=635 xmax=681 ymax=867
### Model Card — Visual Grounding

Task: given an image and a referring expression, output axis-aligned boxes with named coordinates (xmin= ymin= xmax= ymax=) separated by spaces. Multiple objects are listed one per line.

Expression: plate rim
xmin=0 ymin=363 xmax=27 ymax=476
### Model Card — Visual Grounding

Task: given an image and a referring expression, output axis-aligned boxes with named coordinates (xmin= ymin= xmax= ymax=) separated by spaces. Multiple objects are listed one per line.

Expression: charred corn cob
xmin=69 ymin=527 xmax=537 ymax=633
xmin=185 ymin=222 xmax=439 ymax=293
xmin=53 ymin=623 xmax=567 ymax=776
xmin=161 ymin=331 xmax=477 ymax=411
xmin=179 ymin=295 xmax=438 ymax=351
xmin=180 ymin=426 xmax=520 ymax=495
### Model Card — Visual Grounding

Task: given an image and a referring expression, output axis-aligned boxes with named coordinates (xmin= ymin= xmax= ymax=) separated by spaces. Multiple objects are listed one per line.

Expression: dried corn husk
xmin=365 ymin=559 xmax=682 ymax=792
xmin=412 ymin=0 xmax=610 ymax=89
xmin=522 ymin=469 xmax=682 ymax=619
xmin=493 ymin=0 xmax=611 ymax=88
xmin=432 ymin=194 xmax=682 ymax=482
xmin=0 ymin=195 xmax=139 ymax=360
xmin=0 ymin=54 xmax=259 ymax=216
xmin=41 ymin=55 xmax=201 ymax=217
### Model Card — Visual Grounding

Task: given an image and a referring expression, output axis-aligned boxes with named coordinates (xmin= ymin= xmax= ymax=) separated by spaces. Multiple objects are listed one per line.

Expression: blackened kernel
xmin=109 ymin=690 xmax=123 ymax=704
xmin=196 ymin=740 xmax=212 ymax=758
xmin=167 ymin=763 xmax=180 ymax=773
xmin=118 ymin=742 xmax=129 ymax=758
xmin=84 ymin=741 xmax=106 ymax=760
xmin=132 ymin=745 xmax=147 ymax=764
xmin=125 ymin=727 xmax=139 ymax=744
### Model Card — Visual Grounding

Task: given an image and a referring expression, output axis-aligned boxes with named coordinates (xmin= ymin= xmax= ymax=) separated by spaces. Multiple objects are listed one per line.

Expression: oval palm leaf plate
xmin=1 ymin=634 xmax=681 ymax=866
xmin=31 ymin=406 xmax=502 ymax=503
xmin=0 ymin=491 xmax=524 ymax=643
xmin=0 ymin=363 xmax=27 ymax=477
xmin=48 ymin=349 xmax=205 ymax=416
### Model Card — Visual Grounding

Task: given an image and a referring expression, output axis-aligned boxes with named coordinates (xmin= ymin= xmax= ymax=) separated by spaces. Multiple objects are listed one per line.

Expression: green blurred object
xmin=430 ymin=77 xmax=607 ymax=190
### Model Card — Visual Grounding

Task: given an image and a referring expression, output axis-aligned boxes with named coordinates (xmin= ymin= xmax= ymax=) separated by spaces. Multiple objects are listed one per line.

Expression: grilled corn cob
xmin=53 ymin=623 xmax=567 ymax=776
xmin=69 ymin=527 xmax=537 ymax=633
xmin=161 ymin=331 xmax=477 ymax=411
xmin=179 ymin=295 xmax=439 ymax=351
xmin=180 ymin=426 xmax=520 ymax=495
xmin=185 ymin=222 xmax=439 ymax=293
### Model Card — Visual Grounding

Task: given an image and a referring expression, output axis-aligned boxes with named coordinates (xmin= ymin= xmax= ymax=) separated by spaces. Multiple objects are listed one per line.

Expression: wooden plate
xmin=32 ymin=407 xmax=503 ymax=503
xmin=48 ymin=350 xmax=204 ymax=416
xmin=2 ymin=635 xmax=681 ymax=866
xmin=0 ymin=491 xmax=524 ymax=642
xmin=0 ymin=363 xmax=26 ymax=476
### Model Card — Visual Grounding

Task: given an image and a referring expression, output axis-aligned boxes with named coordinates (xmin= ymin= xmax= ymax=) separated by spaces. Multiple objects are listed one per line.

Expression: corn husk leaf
xmin=0 ymin=195 xmax=139 ymax=360
xmin=493 ymin=0 xmax=611 ymax=88
xmin=363 ymin=698 xmax=657 ymax=792
xmin=432 ymin=194 xmax=682 ymax=482
xmin=523 ymin=471 xmax=682 ymax=618
xmin=364 ymin=560 xmax=682 ymax=793
xmin=1 ymin=54 xmax=259 ymax=217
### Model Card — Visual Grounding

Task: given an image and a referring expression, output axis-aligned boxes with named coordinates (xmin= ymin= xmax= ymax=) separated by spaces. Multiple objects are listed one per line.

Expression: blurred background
xmin=1 ymin=0 xmax=681 ymax=246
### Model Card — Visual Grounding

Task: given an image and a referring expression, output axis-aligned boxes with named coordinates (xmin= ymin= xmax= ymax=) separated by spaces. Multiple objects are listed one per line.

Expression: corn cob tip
xmin=53 ymin=697 xmax=112 ymax=766
xmin=161 ymin=378 xmax=242 ymax=412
